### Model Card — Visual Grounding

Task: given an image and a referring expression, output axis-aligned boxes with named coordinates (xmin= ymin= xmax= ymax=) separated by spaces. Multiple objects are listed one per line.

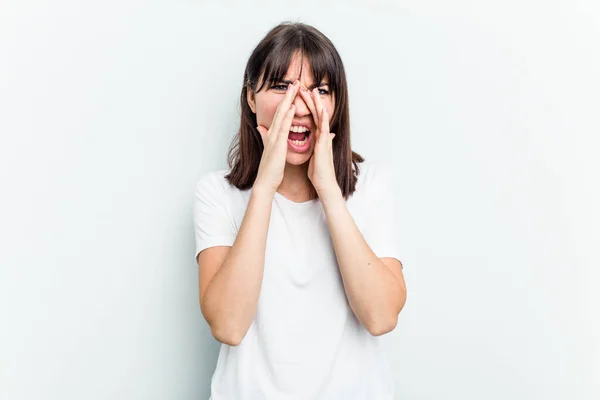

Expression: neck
xmin=277 ymin=162 xmax=317 ymax=202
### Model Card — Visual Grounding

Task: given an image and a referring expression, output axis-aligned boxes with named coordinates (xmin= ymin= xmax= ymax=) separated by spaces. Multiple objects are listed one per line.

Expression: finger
xmin=270 ymin=80 xmax=300 ymax=135
xmin=270 ymin=83 xmax=297 ymax=130
xmin=277 ymin=104 xmax=295 ymax=147
xmin=320 ymin=107 xmax=330 ymax=135
xmin=312 ymin=88 xmax=326 ymax=122
xmin=312 ymin=88 xmax=328 ymax=144
xmin=315 ymin=107 xmax=330 ymax=147
xmin=299 ymin=88 xmax=320 ymax=129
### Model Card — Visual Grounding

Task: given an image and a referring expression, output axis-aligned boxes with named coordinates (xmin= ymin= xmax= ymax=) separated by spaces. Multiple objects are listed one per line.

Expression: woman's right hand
xmin=254 ymin=80 xmax=300 ymax=195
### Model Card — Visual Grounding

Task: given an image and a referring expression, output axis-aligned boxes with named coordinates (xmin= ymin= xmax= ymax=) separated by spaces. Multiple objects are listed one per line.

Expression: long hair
xmin=225 ymin=22 xmax=364 ymax=199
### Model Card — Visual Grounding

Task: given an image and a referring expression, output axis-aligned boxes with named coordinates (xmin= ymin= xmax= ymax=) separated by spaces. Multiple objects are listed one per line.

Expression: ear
xmin=247 ymin=87 xmax=256 ymax=114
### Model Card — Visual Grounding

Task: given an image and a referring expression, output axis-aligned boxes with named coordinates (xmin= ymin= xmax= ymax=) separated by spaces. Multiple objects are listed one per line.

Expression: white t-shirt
xmin=193 ymin=160 xmax=403 ymax=400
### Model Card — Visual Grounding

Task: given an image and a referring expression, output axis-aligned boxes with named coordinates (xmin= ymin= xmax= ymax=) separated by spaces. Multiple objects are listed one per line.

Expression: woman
xmin=193 ymin=22 xmax=407 ymax=399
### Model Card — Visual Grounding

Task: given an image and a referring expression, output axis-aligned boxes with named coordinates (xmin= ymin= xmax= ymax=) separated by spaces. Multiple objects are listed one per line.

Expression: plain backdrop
xmin=1 ymin=1 xmax=599 ymax=399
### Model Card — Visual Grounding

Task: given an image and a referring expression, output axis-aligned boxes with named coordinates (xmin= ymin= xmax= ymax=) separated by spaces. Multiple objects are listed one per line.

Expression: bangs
xmin=254 ymin=32 xmax=340 ymax=94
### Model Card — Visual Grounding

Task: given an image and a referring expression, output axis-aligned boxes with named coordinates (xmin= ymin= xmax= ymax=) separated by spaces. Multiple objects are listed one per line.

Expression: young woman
xmin=193 ymin=22 xmax=407 ymax=399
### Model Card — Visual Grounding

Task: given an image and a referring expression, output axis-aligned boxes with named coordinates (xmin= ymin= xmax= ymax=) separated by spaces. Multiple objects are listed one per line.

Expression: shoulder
xmin=194 ymin=169 xmax=234 ymax=199
xmin=194 ymin=168 xmax=250 ymax=212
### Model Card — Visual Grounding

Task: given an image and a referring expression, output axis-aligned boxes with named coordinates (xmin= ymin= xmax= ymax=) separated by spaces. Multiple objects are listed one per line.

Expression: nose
xmin=292 ymin=91 xmax=311 ymax=117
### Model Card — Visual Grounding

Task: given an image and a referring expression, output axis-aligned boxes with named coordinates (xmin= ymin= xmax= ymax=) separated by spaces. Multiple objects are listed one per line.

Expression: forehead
xmin=255 ymin=49 xmax=332 ymax=92
xmin=278 ymin=52 xmax=329 ymax=84
xmin=283 ymin=54 xmax=313 ymax=80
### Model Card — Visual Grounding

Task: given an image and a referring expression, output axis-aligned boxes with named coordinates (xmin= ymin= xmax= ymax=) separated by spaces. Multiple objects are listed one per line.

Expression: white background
xmin=1 ymin=1 xmax=598 ymax=399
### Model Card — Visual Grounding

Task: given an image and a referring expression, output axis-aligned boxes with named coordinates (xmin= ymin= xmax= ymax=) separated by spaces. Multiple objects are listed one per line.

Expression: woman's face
xmin=247 ymin=53 xmax=335 ymax=166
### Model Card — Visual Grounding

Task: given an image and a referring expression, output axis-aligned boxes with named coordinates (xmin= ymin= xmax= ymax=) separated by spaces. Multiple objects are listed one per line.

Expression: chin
xmin=286 ymin=151 xmax=313 ymax=166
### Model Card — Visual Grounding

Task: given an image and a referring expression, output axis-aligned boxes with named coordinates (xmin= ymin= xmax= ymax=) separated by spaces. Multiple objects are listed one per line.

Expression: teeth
xmin=290 ymin=139 xmax=307 ymax=145
xmin=290 ymin=125 xmax=309 ymax=133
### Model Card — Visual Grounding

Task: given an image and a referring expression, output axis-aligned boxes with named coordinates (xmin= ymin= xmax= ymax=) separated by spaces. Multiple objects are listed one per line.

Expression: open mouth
xmin=287 ymin=130 xmax=310 ymax=145
xmin=287 ymin=126 xmax=312 ymax=152
xmin=288 ymin=125 xmax=311 ymax=145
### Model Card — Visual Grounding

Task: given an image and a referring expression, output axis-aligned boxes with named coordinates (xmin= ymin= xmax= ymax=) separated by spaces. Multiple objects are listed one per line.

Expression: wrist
xmin=251 ymin=184 xmax=276 ymax=200
xmin=317 ymin=184 xmax=343 ymax=203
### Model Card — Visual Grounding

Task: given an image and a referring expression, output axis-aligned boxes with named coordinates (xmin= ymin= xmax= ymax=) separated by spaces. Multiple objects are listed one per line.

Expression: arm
xmin=199 ymin=188 xmax=274 ymax=346
xmin=297 ymin=88 xmax=406 ymax=336
xmin=198 ymin=80 xmax=301 ymax=346
xmin=319 ymin=188 xmax=407 ymax=336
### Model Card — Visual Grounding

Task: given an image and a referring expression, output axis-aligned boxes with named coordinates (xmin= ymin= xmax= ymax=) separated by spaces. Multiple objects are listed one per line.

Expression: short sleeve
xmin=363 ymin=163 xmax=404 ymax=268
xmin=193 ymin=171 xmax=237 ymax=262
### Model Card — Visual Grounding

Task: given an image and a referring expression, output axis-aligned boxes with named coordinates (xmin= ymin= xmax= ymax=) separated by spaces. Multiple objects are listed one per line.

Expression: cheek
xmin=256 ymin=99 xmax=280 ymax=127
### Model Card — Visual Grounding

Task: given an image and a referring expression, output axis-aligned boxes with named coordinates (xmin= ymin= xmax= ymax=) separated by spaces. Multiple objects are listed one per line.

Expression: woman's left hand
xmin=300 ymin=87 xmax=339 ymax=196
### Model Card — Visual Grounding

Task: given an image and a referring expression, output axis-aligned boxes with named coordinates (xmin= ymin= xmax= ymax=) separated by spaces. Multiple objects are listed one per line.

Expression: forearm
xmin=320 ymin=188 xmax=405 ymax=335
xmin=203 ymin=187 xmax=274 ymax=344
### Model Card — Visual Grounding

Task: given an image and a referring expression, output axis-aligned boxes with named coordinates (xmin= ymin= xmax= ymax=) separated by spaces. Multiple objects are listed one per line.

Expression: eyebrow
xmin=278 ymin=79 xmax=329 ymax=90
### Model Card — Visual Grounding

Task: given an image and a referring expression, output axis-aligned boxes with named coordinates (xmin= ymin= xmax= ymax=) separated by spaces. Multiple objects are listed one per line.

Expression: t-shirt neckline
xmin=273 ymin=191 xmax=320 ymax=207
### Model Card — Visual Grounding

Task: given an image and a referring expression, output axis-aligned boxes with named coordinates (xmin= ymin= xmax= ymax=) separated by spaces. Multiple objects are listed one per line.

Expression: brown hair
xmin=225 ymin=21 xmax=364 ymax=199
